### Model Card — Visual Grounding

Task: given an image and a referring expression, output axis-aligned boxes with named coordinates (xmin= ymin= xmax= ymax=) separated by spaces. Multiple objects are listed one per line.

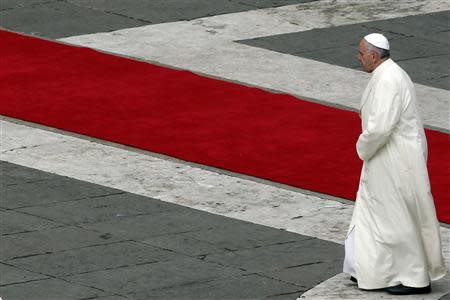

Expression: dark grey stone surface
xmin=140 ymin=231 xmax=228 ymax=256
xmin=17 ymin=191 xmax=183 ymax=225
xmin=0 ymin=210 xmax=62 ymax=235
xmin=0 ymin=161 xmax=343 ymax=299
xmin=63 ymin=256 xmax=248 ymax=293
xmin=7 ymin=241 xmax=178 ymax=277
xmin=0 ymin=226 xmax=124 ymax=261
xmin=0 ymin=278 xmax=106 ymax=300
xmin=259 ymin=258 xmax=343 ymax=287
xmin=2 ymin=176 xmax=122 ymax=209
xmin=1 ymin=160 xmax=56 ymax=186
xmin=134 ymin=274 xmax=304 ymax=300
xmin=81 ymin=208 xmax=249 ymax=240
xmin=238 ymin=11 xmax=450 ymax=90
xmin=0 ymin=1 xmax=148 ymax=39
xmin=204 ymin=238 xmax=343 ymax=273
xmin=1 ymin=0 xmax=318 ymax=38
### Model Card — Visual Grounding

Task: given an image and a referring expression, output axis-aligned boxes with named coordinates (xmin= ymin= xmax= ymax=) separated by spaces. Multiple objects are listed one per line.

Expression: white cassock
xmin=343 ymin=59 xmax=447 ymax=289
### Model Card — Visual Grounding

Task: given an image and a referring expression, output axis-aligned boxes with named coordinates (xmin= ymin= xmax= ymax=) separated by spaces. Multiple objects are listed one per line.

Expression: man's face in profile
xmin=358 ymin=39 xmax=376 ymax=73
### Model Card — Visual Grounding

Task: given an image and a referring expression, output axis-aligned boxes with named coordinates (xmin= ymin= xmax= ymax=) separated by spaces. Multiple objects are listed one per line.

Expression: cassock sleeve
xmin=356 ymin=78 xmax=402 ymax=161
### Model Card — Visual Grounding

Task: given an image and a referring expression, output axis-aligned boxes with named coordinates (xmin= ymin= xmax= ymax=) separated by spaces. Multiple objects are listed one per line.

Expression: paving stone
xmin=0 ymin=210 xmax=62 ymax=235
xmin=0 ymin=278 xmax=105 ymax=300
xmin=17 ymin=192 xmax=183 ymax=225
xmin=204 ymin=238 xmax=343 ymax=273
xmin=82 ymin=208 xmax=244 ymax=240
xmin=133 ymin=273 xmax=304 ymax=300
xmin=64 ymin=256 xmax=247 ymax=294
xmin=8 ymin=241 xmax=177 ymax=277
xmin=1 ymin=226 xmax=122 ymax=261
xmin=0 ymin=263 xmax=48 ymax=286
xmin=2 ymin=177 xmax=122 ymax=209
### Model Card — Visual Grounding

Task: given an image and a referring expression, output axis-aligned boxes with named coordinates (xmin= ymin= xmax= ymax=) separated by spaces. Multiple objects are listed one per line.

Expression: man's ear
xmin=372 ymin=51 xmax=380 ymax=61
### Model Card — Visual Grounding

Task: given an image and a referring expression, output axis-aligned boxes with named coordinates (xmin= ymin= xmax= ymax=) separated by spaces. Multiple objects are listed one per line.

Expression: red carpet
xmin=1 ymin=30 xmax=449 ymax=223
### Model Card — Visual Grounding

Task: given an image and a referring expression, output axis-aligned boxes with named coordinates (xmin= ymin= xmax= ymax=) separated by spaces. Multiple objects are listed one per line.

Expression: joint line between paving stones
xmin=0 ymin=277 xmax=49 ymax=288
xmin=6 ymin=239 xmax=133 ymax=261
xmin=285 ymin=261 xmax=324 ymax=269
xmin=7 ymin=191 xmax=127 ymax=212
xmin=10 ymin=209 xmax=67 ymax=225
xmin=253 ymin=272 xmax=308 ymax=289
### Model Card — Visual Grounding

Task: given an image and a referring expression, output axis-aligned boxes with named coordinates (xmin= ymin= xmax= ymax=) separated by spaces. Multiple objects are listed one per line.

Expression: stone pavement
xmin=238 ymin=11 xmax=450 ymax=90
xmin=0 ymin=161 xmax=343 ymax=299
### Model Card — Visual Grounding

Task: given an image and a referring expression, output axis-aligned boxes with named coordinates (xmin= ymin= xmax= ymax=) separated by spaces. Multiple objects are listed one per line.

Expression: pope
xmin=343 ymin=33 xmax=447 ymax=295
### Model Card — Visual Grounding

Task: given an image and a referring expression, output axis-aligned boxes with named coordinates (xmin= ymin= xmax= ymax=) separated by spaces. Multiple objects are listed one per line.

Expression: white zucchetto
xmin=364 ymin=33 xmax=390 ymax=50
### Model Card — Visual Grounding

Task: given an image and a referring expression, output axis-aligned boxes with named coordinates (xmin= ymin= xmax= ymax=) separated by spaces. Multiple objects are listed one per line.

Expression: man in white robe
xmin=343 ymin=33 xmax=447 ymax=295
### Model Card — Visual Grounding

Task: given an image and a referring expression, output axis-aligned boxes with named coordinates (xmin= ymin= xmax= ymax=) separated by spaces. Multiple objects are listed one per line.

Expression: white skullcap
xmin=364 ymin=33 xmax=390 ymax=50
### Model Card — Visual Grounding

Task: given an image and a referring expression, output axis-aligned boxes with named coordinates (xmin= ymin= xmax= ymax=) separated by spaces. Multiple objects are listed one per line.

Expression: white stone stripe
xmin=60 ymin=0 xmax=450 ymax=130
xmin=1 ymin=118 xmax=449 ymax=299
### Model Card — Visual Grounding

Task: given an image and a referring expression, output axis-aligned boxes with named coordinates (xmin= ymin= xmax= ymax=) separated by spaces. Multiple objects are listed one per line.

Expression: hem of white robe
xmin=343 ymin=225 xmax=445 ymax=290
xmin=358 ymin=279 xmax=430 ymax=290
xmin=343 ymin=226 xmax=356 ymax=278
